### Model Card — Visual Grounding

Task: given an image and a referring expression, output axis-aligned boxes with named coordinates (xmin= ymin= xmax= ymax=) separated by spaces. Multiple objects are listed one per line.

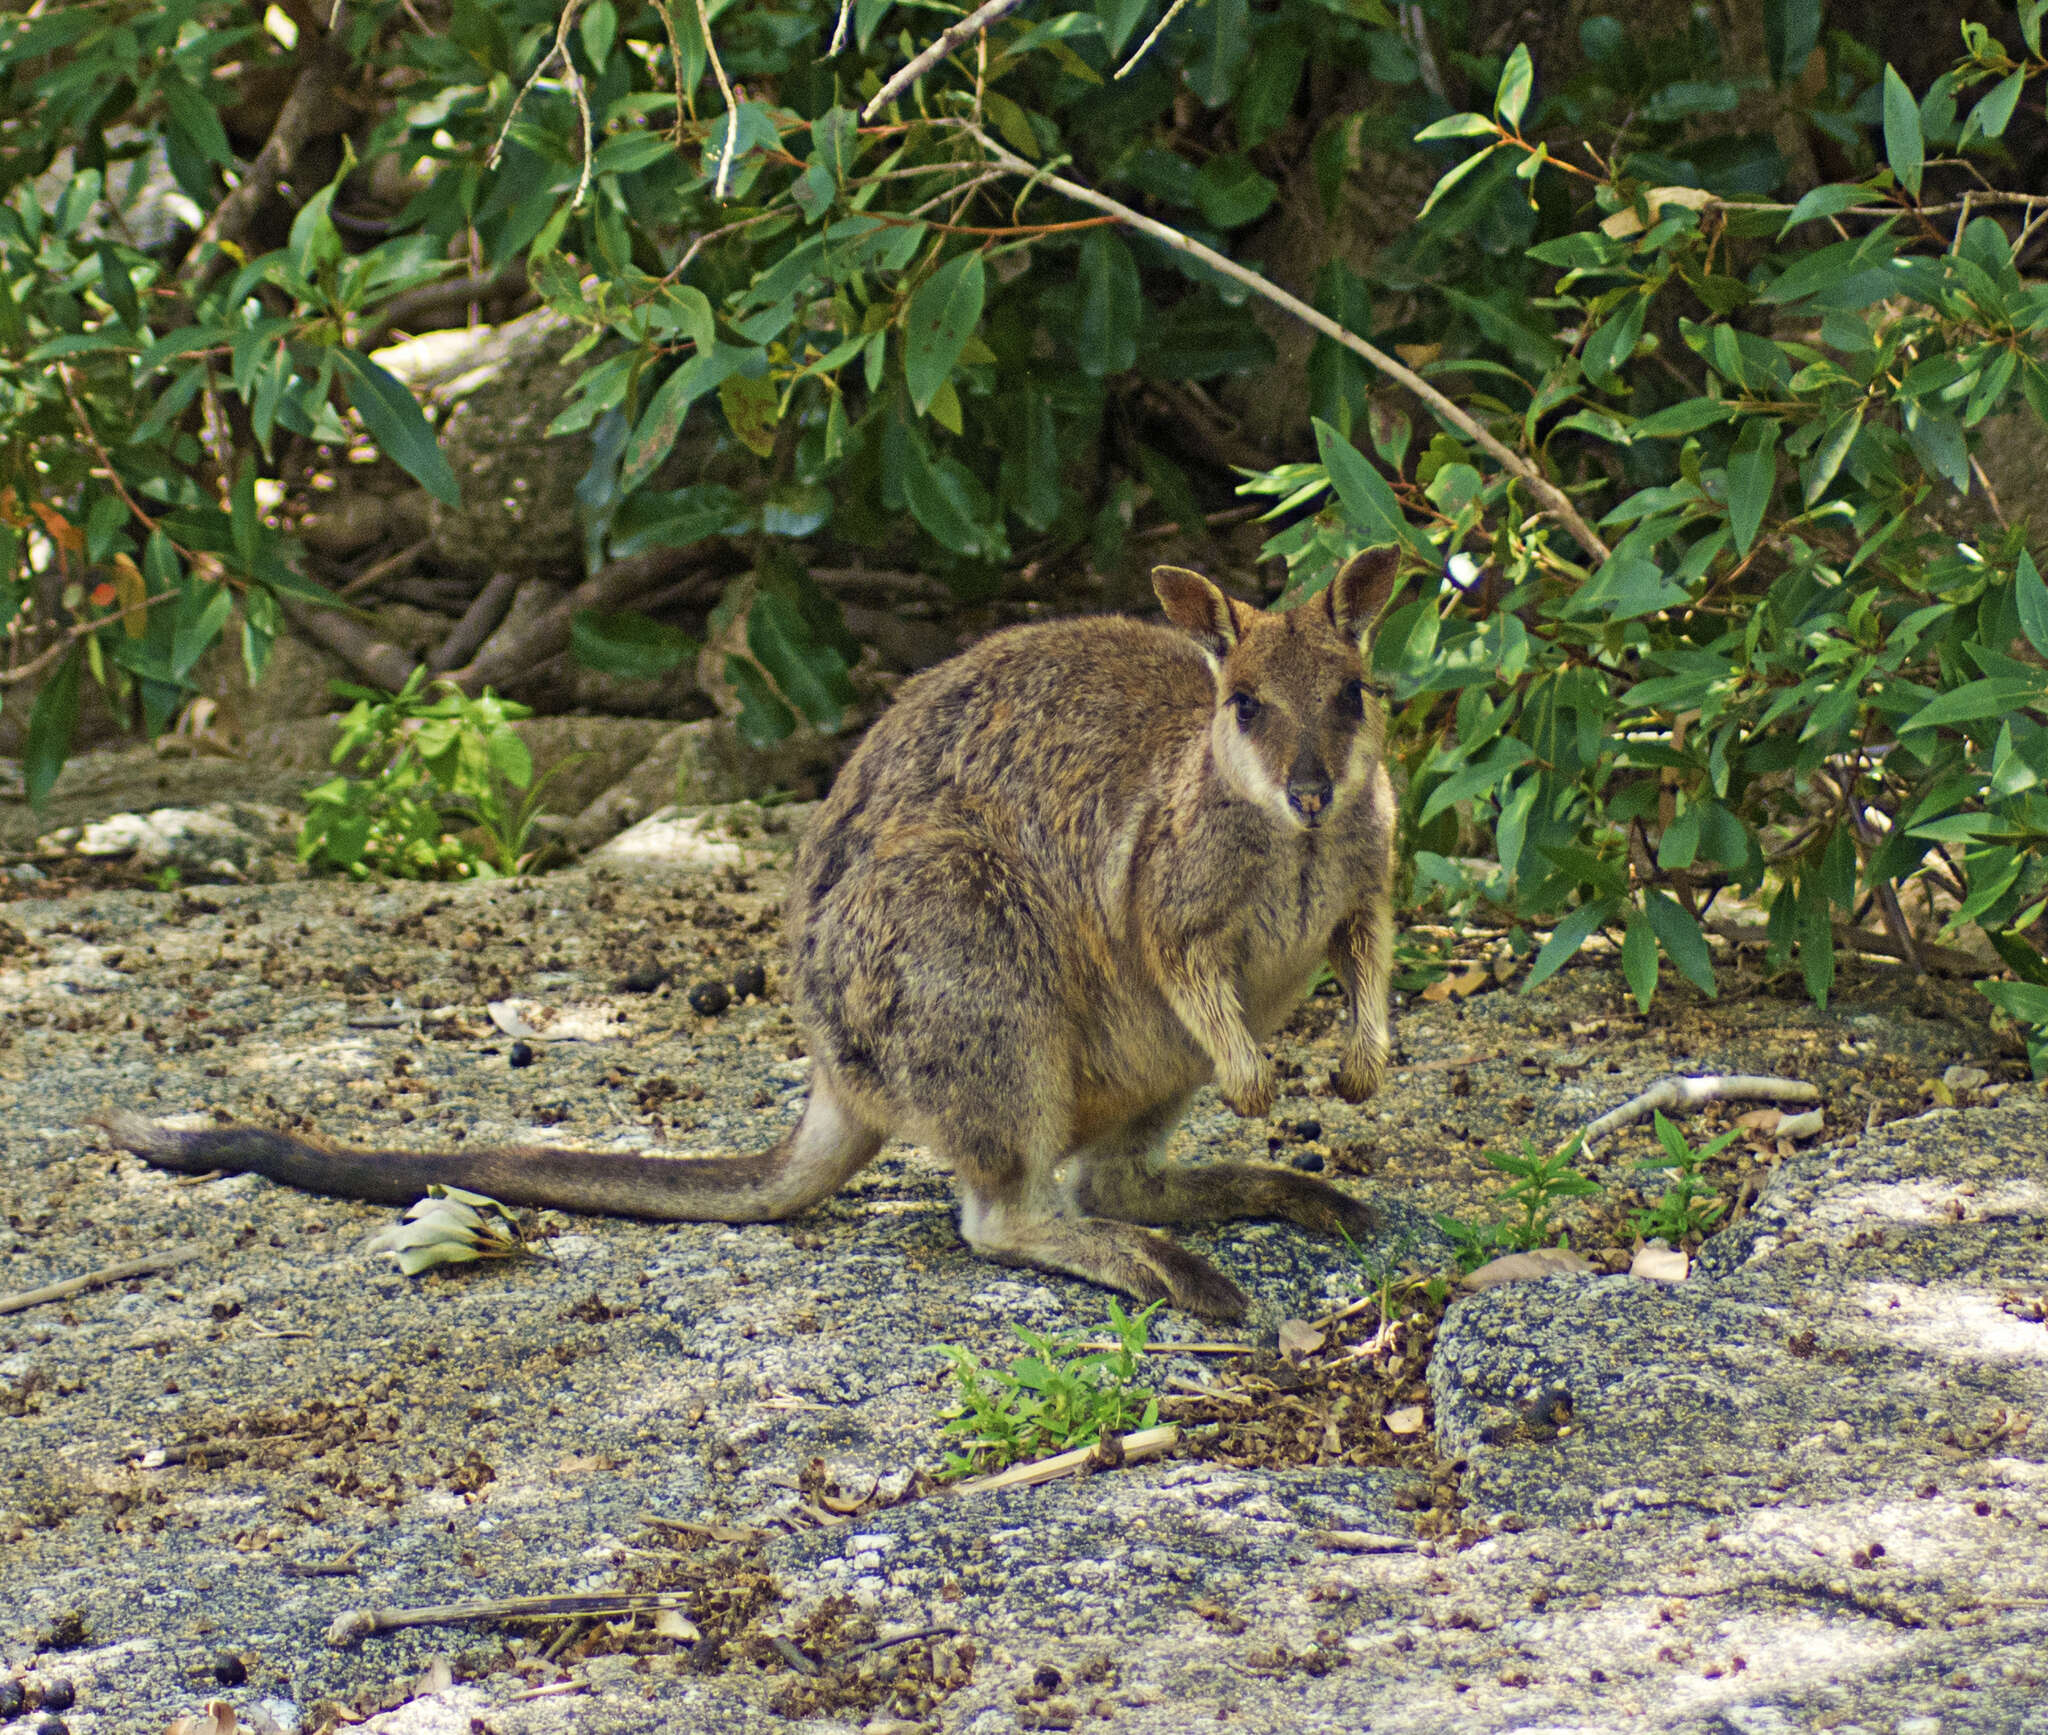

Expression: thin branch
xmin=328 ymin=1591 xmax=700 ymax=1649
xmin=862 ymin=0 xmax=1033 ymax=120
xmin=0 ymin=1251 xmax=199 ymax=1317
xmin=828 ymin=0 xmax=854 ymax=54
xmin=0 ymin=593 xmax=180 ymax=686
xmin=489 ymin=0 xmax=596 ymax=209
xmin=655 ymin=0 xmax=690 ymax=138
xmin=338 ymin=537 xmax=432 ymax=599
xmin=956 ymin=123 xmax=1613 ymax=563
xmin=1581 ymin=1074 xmax=1818 ymax=1152
xmin=948 ymin=1424 xmax=1179 ymax=1494
xmin=692 ymin=0 xmax=743 ymax=198
xmin=1113 ymin=0 xmax=1195 ymax=80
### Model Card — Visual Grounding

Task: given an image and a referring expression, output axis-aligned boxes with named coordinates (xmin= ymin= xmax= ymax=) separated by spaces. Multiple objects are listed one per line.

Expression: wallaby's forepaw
xmin=1220 ymin=1060 xmax=1277 ymax=1120
xmin=1331 ymin=1041 xmax=1387 ymax=1104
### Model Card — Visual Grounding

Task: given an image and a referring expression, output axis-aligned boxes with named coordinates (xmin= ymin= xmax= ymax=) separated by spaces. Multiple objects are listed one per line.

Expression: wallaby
xmin=102 ymin=550 xmax=1404 ymax=1320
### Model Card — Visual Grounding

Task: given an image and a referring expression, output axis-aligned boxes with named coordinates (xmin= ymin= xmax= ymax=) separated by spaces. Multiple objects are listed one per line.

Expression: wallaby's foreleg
xmin=1075 ymin=1099 xmax=1379 ymax=1240
xmin=1328 ymin=900 xmax=1392 ymax=1103
xmin=1153 ymin=941 xmax=1274 ymax=1117
xmin=97 ymin=1076 xmax=885 ymax=1223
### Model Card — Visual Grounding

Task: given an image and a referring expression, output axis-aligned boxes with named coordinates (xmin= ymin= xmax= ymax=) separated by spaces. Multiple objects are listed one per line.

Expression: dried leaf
xmin=164 ymin=1705 xmax=237 ymax=1735
xmin=1420 ymin=962 xmax=1490 ymax=1003
xmin=1277 ymin=1318 xmax=1325 ymax=1360
xmin=1735 ymin=1108 xmax=1781 ymax=1133
xmin=1461 ymin=1248 xmax=1596 ymax=1291
xmin=653 ymin=1608 xmax=701 ymax=1641
xmin=1774 ymin=1108 xmax=1824 ymax=1141
xmin=1942 ymin=1065 xmax=1990 ymax=1093
xmin=1630 ymin=1242 xmax=1689 ymax=1283
xmin=1384 ymin=1404 xmax=1426 ymax=1435
xmin=486 ymin=999 xmax=624 ymax=1042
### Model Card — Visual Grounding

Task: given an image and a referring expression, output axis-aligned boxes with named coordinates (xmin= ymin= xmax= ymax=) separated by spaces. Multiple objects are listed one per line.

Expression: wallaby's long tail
xmin=96 ymin=1087 xmax=885 ymax=1223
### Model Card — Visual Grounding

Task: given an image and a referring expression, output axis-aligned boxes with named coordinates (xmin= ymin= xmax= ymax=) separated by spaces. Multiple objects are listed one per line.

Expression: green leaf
xmin=1763 ymin=0 xmax=1823 ymax=84
xmin=1192 ymin=155 xmax=1279 ymax=230
xmin=333 ymin=351 xmax=460 ymax=506
xmin=900 ymin=430 xmax=999 ymax=559
xmin=1776 ymin=181 xmax=1867 ymax=239
xmin=1524 ymin=900 xmax=1614 ymax=993
xmin=1645 ymin=890 xmax=1717 ymax=998
xmin=1074 ymin=232 xmax=1141 ymax=376
xmin=1963 ymin=70 xmax=2025 ymax=146
xmin=724 ymin=652 xmax=796 ymax=746
xmin=1621 ymin=909 xmax=1658 ymax=1012
xmin=719 ymin=372 xmax=779 ymax=456
xmin=1312 ymin=418 xmax=1410 ymax=550
xmin=23 ymin=646 xmax=81 ymax=809
xmin=1726 ymin=418 xmax=1779 ymax=555
xmin=1634 ymin=397 xmax=1736 ymax=438
xmin=2016 ymin=554 xmax=2048 ymax=660
xmin=158 ymin=70 xmax=236 ymax=170
xmin=747 ymin=588 xmax=854 ymax=731
xmin=1493 ymin=43 xmax=1533 ymax=129
xmin=1581 ymin=292 xmax=1646 ymax=388
xmin=580 ymin=0 xmax=617 ymax=69
xmin=904 ymin=251 xmax=986 ymax=416
xmin=1898 ymin=677 xmax=2043 ymax=737
xmin=1979 ymin=978 xmax=2048 ymax=1028
xmin=621 ymin=348 xmax=743 ymax=492
xmin=1415 ymin=112 xmax=1496 ymax=141
xmin=1416 ymin=144 xmax=1500 ymax=222
xmin=571 ymin=609 xmax=695 ymax=679
xmin=1882 ymin=65 xmax=1924 ymax=199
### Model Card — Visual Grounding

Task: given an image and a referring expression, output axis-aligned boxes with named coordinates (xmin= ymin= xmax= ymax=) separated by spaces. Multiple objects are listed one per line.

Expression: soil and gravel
xmin=3 ymin=764 xmax=2047 ymax=1734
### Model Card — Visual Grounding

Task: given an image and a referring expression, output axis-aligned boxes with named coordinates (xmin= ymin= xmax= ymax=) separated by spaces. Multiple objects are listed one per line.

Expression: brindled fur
xmin=103 ymin=551 xmax=1405 ymax=1319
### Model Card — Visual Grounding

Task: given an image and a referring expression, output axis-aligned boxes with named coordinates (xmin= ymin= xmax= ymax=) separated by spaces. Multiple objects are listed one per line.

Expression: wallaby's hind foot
xmin=1078 ymin=1157 xmax=1380 ymax=1241
xmin=961 ymin=1195 xmax=1249 ymax=1321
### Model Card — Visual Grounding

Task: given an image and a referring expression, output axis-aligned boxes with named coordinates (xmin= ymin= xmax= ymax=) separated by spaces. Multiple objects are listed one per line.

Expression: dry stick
xmin=338 ymin=537 xmax=433 ymax=600
xmin=430 ymin=571 xmax=522 ymax=672
xmin=956 ymin=125 xmax=1612 ymax=565
xmin=327 ymin=1591 xmax=696 ymax=1649
xmin=862 ymin=0 xmax=1034 ymax=120
xmin=1314 ymin=1529 xmax=1419 ymax=1553
xmin=1703 ymin=917 xmax=1982 ymax=980
xmin=693 ymin=0 xmax=743 ymax=198
xmin=355 ymin=265 xmax=530 ymax=350
xmin=828 ymin=0 xmax=855 ymax=53
xmin=1581 ymin=1075 xmax=1819 ymax=1152
xmin=0 ymin=1252 xmax=197 ymax=1317
xmin=949 ymin=1424 xmax=1179 ymax=1495
xmin=186 ymin=30 xmax=353 ymax=279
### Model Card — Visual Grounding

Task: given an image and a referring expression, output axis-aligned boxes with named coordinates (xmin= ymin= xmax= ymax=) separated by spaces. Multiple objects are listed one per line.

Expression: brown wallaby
xmin=102 ymin=549 xmax=1404 ymax=1320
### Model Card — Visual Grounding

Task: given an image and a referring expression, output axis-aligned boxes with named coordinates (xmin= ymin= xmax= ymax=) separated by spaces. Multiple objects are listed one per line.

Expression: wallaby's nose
xmin=1288 ymin=777 xmax=1333 ymax=819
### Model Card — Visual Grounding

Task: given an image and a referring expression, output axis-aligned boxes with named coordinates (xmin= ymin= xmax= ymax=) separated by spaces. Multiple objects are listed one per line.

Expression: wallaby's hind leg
xmin=1076 ymin=1098 xmax=1380 ymax=1241
xmin=958 ymin=1185 xmax=1251 ymax=1322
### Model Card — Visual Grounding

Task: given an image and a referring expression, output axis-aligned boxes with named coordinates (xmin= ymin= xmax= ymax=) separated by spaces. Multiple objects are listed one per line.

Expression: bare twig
xmin=693 ymin=0 xmax=742 ymax=198
xmin=837 ymin=1624 xmax=964 ymax=1662
xmin=338 ymin=537 xmax=433 ymax=599
xmin=828 ymin=0 xmax=855 ymax=54
xmin=0 ymin=1251 xmax=198 ymax=1317
xmin=862 ymin=0 xmax=1034 ymax=120
xmin=328 ymin=1591 xmax=698 ymax=1649
xmin=356 ymin=265 xmax=530 ymax=349
xmin=956 ymin=123 xmax=1612 ymax=564
xmin=1314 ymin=1529 xmax=1419 ymax=1553
xmin=1113 ymin=0 xmax=1194 ymax=79
xmin=1704 ymin=918 xmax=1983 ymax=979
xmin=948 ymin=1424 xmax=1178 ymax=1494
xmin=185 ymin=28 xmax=353 ymax=279
xmin=1581 ymin=1075 xmax=1819 ymax=1152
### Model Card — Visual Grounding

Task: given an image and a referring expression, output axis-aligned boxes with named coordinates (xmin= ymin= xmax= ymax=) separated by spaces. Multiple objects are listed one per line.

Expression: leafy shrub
xmin=934 ymin=1300 xmax=1161 ymax=1479
xmin=299 ymin=669 xmax=569 ymax=877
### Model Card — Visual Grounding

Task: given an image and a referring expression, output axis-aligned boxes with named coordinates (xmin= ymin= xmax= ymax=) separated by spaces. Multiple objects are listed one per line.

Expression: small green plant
xmin=1631 ymin=1111 xmax=1739 ymax=1245
xmin=298 ymin=671 xmax=578 ymax=881
xmin=1436 ymin=1133 xmax=1602 ymax=1273
xmin=933 ymin=1301 xmax=1162 ymax=1480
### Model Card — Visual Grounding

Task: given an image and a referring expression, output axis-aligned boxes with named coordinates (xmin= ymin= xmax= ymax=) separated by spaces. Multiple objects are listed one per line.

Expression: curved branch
xmin=183 ymin=29 xmax=354 ymax=281
xmin=957 ymin=124 xmax=1613 ymax=564
xmin=862 ymin=0 xmax=1033 ymax=121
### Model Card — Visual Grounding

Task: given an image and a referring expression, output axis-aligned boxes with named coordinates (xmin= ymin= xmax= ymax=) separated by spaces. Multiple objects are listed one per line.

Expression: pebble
xmin=689 ymin=980 xmax=732 ymax=1016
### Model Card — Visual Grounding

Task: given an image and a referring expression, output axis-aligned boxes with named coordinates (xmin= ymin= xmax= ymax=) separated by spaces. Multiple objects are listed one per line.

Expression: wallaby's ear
xmin=1153 ymin=565 xmax=1257 ymax=656
xmin=1325 ymin=546 xmax=1404 ymax=645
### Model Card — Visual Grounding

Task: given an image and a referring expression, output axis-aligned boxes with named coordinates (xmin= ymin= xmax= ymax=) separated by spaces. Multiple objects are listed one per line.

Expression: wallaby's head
xmin=1154 ymin=549 xmax=1404 ymax=831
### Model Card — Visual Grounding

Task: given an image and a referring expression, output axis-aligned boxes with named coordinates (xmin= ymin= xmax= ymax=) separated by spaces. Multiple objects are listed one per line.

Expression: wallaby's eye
xmin=1229 ymin=692 xmax=1262 ymax=727
xmin=1339 ymin=679 xmax=1368 ymax=718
